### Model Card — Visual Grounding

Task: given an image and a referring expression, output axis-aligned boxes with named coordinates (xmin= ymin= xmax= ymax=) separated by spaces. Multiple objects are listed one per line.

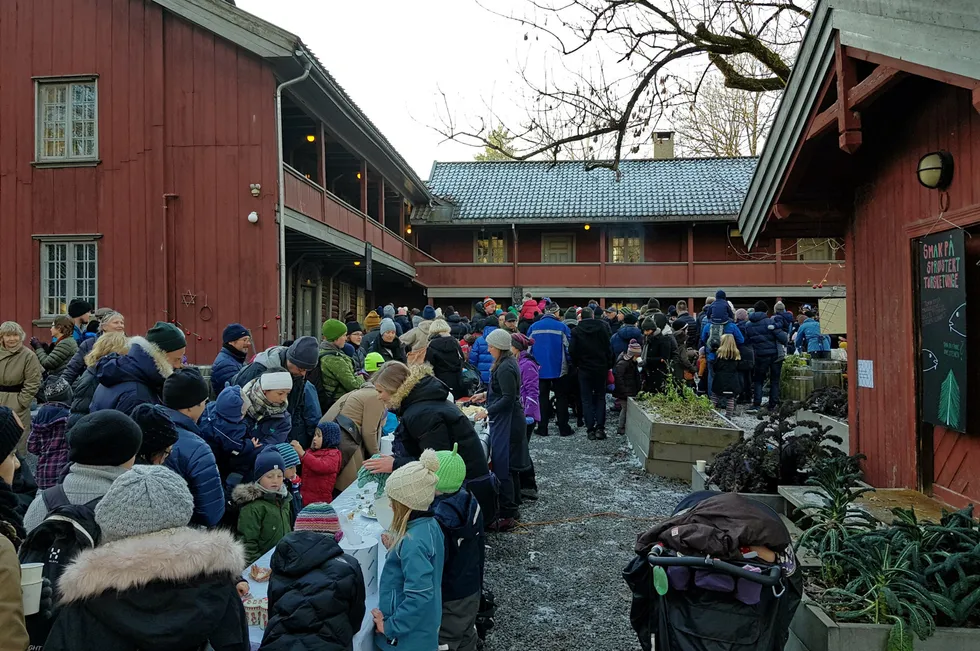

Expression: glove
xmin=38 ymin=577 xmax=53 ymax=620
xmin=29 ymin=337 xmax=41 ymax=350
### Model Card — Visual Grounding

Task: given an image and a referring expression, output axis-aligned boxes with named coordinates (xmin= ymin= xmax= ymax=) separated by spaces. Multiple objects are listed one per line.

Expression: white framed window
xmin=610 ymin=229 xmax=643 ymax=263
xmin=797 ymin=238 xmax=837 ymax=262
xmin=476 ymin=231 xmax=507 ymax=263
xmin=356 ymin=286 xmax=366 ymax=323
xmin=35 ymin=77 xmax=98 ymax=163
xmin=40 ymin=241 xmax=98 ymax=317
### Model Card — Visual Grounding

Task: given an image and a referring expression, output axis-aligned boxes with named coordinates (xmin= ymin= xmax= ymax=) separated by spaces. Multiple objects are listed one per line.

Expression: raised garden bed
xmin=625 ymin=397 xmax=741 ymax=480
xmin=795 ymin=410 xmax=849 ymax=454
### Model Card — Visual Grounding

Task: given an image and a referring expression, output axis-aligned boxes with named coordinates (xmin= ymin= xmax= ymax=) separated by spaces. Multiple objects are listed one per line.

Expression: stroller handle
xmin=646 ymin=553 xmax=783 ymax=587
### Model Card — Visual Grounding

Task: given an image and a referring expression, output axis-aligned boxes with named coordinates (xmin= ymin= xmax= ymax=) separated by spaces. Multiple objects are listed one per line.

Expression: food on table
xmin=243 ymin=596 xmax=269 ymax=628
xmin=249 ymin=564 xmax=272 ymax=582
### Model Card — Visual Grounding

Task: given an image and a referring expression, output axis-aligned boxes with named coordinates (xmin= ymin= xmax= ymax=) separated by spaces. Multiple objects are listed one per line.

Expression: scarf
xmin=222 ymin=343 xmax=247 ymax=363
xmin=244 ymin=378 xmax=288 ymax=420
xmin=0 ymin=479 xmax=24 ymax=548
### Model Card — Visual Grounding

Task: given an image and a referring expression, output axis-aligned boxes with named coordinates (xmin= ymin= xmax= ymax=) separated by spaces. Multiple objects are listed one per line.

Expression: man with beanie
xmin=46 ymin=465 xmax=249 ymax=650
xmin=318 ymin=319 xmax=364 ymax=414
xmin=131 ymin=403 xmax=180 ymax=465
xmin=23 ymin=411 xmax=143 ymax=532
xmin=67 ymin=298 xmax=94 ymax=344
xmin=432 ymin=444 xmax=484 ymax=651
xmin=527 ymin=301 xmax=573 ymax=437
xmin=743 ymin=301 xmax=789 ymax=412
xmin=569 ymin=308 xmax=615 ymax=440
xmin=89 ymin=325 xmax=186 ymax=416
xmin=162 ymin=368 xmax=225 ymax=527
xmin=344 ymin=321 xmax=364 ymax=362
xmin=146 ymin=321 xmax=188 ymax=369
xmin=211 ymin=323 xmax=251 ymax=395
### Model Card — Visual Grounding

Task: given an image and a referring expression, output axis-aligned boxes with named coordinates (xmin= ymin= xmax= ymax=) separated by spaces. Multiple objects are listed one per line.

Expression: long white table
xmin=244 ymin=481 xmax=387 ymax=651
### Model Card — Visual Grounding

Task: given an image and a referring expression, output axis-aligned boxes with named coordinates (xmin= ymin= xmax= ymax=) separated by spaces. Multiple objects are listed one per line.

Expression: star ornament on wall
xmin=180 ymin=290 xmax=197 ymax=307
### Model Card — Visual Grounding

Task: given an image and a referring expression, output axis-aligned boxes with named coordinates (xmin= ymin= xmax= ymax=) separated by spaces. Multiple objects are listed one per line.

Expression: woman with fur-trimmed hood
xmin=89 ymin=323 xmax=187 ymax=416
xmin=46 ymin=465 xmax=249 ymax=651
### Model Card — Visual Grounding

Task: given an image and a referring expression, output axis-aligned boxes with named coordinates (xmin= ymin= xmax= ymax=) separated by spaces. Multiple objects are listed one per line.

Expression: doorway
xmin=542 ymin=234 xmax=575 ymax=263
xmin=298 ymin=285 xmax=315 ymax=338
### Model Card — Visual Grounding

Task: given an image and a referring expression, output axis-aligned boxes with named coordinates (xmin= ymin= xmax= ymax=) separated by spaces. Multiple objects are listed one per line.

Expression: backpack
xmin=307 ymin=350 xmax=334 ymax=417
xmin=707 ymin=322 xmax=726 ymax=353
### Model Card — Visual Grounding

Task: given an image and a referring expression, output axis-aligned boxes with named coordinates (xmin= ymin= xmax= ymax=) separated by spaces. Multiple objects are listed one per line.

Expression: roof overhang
xmin=410 ymin=215 xmax=739 ymax=227
xmin=426 ymin=285 xmax=843 ymax=299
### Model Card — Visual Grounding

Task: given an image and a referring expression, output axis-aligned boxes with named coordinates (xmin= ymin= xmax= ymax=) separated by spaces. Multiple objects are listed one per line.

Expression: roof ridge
xmin=431 ymin=156 xmax=759 ymax=165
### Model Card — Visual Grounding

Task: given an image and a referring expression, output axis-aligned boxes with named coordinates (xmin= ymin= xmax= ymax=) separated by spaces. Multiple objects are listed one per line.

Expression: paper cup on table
xmin=695 ymin=460 xmax=707 ymax=473
xmin=375 ymin=495 xmax=394 ymax=530
xmin=380 ymin=435 xmax=394 ymax=456
xmin=340 ymin=533 xmax=380 ymax=595
xmin=21 ymin=563 xmax=44 ymax=616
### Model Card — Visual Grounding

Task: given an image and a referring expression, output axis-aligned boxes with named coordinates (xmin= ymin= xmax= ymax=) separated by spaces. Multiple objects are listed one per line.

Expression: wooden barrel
xmin=785 ymin=373 xmax=815 ymax=402
xmin=811 ymin=359 xmax=842 ymax=390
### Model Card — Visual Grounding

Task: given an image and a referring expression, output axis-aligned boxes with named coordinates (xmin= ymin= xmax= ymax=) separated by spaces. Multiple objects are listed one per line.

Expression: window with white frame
xmin=41 ymin=241 xmax=98 ymax=317
xmin=476 ymin=231 xmax=507 ymax=263
xmin=610 ymin=229 xmax=643 ymax=263
xmin=36 ymin=78 xmax=98 ymax=162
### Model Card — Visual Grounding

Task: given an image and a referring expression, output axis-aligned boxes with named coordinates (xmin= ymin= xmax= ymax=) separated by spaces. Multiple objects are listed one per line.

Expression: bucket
xmin=21 ymin=563 xmax=44 ymax=616
xmin=785 ymin=374 xmax=814 ymax=402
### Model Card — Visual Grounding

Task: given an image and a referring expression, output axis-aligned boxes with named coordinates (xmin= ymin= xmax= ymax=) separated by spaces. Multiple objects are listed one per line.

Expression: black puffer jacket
xmin=424 ymin=335 xmax=466 ymax=398
xmin=68 ymin=365 xmax=99 ymax=429
xmin=569 ymin=318 xmax=614 ymax=374
xmin=447 ymin=314 xmax=469 ymax=340
xmin=260 ymin=531 xmax=366 ymax=651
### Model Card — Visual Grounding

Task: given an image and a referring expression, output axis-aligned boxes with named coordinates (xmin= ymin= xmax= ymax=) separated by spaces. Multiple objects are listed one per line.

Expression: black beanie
xmin=68 ymin=299 xmax=93 ymax=319
xmin=653 ymin=313 xmax=669 ymax=331
xmin=624 ymin=313 xmax=639 ymax=325
xmin=146 ymin=321 xmax=187 ymax=353
xmin=753 ymin=301 xmax=769 ymax=314
xmin=647 ymin=298 xmax=660 ymax=310
xmin=131 ymin=404 xmax=180 ymax=461
xmin=0 ymin=407 xmax=22 ymax=462
xmin=162 ymin=368 xmax=210 ymax=410
xmin=68 ymin=411 xmax=143 ymax=466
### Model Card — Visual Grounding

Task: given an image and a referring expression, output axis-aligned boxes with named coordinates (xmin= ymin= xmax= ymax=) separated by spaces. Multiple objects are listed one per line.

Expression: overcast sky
xmin=236 ymin=0 xmax=536 ymax=179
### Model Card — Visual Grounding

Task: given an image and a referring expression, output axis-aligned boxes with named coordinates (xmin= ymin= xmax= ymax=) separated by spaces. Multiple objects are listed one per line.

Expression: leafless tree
xmin=433 ymin=0 xmax=810 ymax=172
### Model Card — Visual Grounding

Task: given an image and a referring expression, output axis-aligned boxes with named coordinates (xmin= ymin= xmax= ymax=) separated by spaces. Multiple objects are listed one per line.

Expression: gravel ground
xmin=482 ymin=409 xmax=688 ymax=651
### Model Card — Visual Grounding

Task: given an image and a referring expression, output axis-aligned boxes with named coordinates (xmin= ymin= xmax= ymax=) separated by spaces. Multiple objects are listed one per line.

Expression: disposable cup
xmin=21 ymin=580 xmax=42 ymax=616
xmin=695 ymin=460 xmax=707 ymax=473
xmin=20 ymin=563 xmax=44 ymax=583
xmin=380 ymin=435 xmax=394 ymax=456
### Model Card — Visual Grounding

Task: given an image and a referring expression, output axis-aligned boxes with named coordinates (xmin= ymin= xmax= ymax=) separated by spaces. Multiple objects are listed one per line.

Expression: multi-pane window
xmin=476 ymin=231 xmax=507 ymax=263
xmin=36 ymin=79 xmax=98 ymax=162
xmin=41 ymin=242 xmax=97 ymax=317
xmin=797 ymin=238 xmax=837 ymax=261
xmin=611 ymin=230 xmax=642 ymax=263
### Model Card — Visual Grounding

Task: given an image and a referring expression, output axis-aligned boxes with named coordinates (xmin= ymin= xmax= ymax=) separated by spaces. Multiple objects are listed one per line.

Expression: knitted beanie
xmin=275 ymin=443 xmax=301 ymax=469
xmin=321 ymin=319 xmax=348 ymax=342
xmin=510 ymin=333 xmax=533 ymax=352
xmin=545 ymin=301 xmax=560 ymax=314
xmin=254 ymin=448 xmax=285 ymax=479
xmin=43 ymin=376 xmax=72 ymax=404
xmin=146 ymin=321 xmax=186 ymax=353
xmin=357 ymin=454 xmax=390 ymax=498
xmin=95 ymin=465 xmax=194 ymax=543
xmin=222 ymin=323 xmax=250 ymax=345
xmin=162 ymin=367 xmax=209 ymax=410
xmin=260 ymin=371 xmax=293 ymax=391
xmin=68 ymin=411 xmax=142 ymax=466
xmin=627 ymin=339 xmax=642 ymax=357
xmin=317 ymin=421 xmax=342 ymax=448
xmin=287 ymin=336 xmax=319 ymax=371
xmin=774 ymin=301 xmax=786 ymax=313
xmin=434 ymin=443 xmax=466 ymax=494
xmin=130 ymin=403 xmax=179 ymax=461
xmin=380 ymin=318 xmax=397 ymax=335
xmin=346 ymin=321 xmax=363 ymax=336
xmin=486 ymin=328 xmax=512 ymax=352
xmin=482 ymin=298 xmax=496 ymax=312
xmin=385 ymin=449 xmax=440 ymax=511
xmin=68 ymin=299 xmax=93 ymax=319
xmin=295 ymin=502 xmax=343 ymax=541
xmin=641 ymin=317 xmax=658 ymax=333
xmin=624 ymin=313 xmax=639 ymax=325
xmin=564 ymin=308 xmax=578 ymax=321
xmin=735 ymin=309 xmax=749 ymax=322
xmin=364 ymin=311 xmax=382 ymax=332
xmin=0 ymin=407 xmax=22 ymax=463
xmin=363 ymin=352 xmax=386 ymax=373
xmin=422 ymin=306 xmax=436 ymax=320
xmin=754 ymin=301 xmax=770 ymax=314
xmin=383 ymin=305 xmax=396 ymax=320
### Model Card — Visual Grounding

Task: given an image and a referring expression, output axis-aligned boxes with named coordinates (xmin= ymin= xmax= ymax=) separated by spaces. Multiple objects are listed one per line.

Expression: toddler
xmin=234 ymin=448 xmax=293 ymax=563
xmin=613 ymin=340 xmax=642 ymax=435
xmin=275 ymin=442 xmax=303 ymax=522
xmin=198 ymin=384 xmax=255 ymax=487
xmin=294 ymin=422 xmax=342 ymax=506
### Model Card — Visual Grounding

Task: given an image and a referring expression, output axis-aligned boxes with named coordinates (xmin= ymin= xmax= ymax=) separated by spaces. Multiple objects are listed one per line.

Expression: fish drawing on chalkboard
xmin=949 ymin=303 xmax=967 ymax=337
xmin=922 ymin=349 xmax=939 ymax=372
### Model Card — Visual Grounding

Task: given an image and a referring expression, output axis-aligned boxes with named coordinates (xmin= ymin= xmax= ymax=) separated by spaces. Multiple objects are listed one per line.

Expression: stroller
xmin=624 ymin=491 xmax=802 ymax=651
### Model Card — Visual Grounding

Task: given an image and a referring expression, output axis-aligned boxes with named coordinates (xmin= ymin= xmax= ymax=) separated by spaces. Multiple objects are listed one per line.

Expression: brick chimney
xmin=653 ymin=131 xmax=675 ymax=160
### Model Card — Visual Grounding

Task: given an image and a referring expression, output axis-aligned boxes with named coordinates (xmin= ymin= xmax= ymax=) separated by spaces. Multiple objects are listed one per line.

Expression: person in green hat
xmin=432 ymin=443 xmax=484 ymax=651
xmin=317 ymin=319 xmax=363 ymax=414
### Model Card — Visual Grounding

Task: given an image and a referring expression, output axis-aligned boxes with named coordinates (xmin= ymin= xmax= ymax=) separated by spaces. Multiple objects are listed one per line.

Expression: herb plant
xmin=636 ymin=382 xmax=721 ymax=427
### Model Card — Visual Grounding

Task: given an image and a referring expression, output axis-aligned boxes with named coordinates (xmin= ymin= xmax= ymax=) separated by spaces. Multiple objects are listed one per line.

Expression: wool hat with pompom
xmin=486 ymin=328 xmax=513 ymax=352
xmin=94 ymin=465 xmax=194 ymax=543
xmin=434 ymin=443 xmax=466 ymax=494
xmin=385 ymin=449 xmax=440 ymax=511
xmin=627 ymin=339 xmax=642 ymax=357
xmin=294 ymin=502 xmax=343 ymax=541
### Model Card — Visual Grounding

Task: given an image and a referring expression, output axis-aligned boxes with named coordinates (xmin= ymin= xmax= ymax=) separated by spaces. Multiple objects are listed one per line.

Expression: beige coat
xmin=324 ymin=384 xmax=387 ymax=491
xmin=399 ymin=319 xmax=433 ymax=352
xmin=0 ymin=344 xmax=43 ymax=449
xmin=0 ymin=536 xmax=28 ymax=651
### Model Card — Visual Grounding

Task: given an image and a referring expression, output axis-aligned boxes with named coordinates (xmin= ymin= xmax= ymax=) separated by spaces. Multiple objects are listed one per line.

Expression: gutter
xmin=275 ymin=52 xmax=312 ymax=341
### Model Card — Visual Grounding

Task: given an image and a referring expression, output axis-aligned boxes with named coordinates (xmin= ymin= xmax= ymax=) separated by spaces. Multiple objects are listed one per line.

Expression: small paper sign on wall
xmin=857 ymin=360 xmax=874 ymax=388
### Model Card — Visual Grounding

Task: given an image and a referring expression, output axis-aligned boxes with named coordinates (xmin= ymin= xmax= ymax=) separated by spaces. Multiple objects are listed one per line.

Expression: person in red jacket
xmin=292 ymin=421 xmax=343 ymax=505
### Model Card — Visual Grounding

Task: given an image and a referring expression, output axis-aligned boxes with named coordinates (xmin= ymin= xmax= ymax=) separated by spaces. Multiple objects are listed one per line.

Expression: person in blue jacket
xmin=772 ymin=302 xmax=794 ymax=355
xmin=743 ymin=302 xmax=789 ymax=410
xmin=240 ymin=372 xmax=294 ymax=482
xmin=700 ymin=314 xmax=744 ymax=395
xmin=67 ymin=298 xmax=96 ymax=345
xmin=211 ymin=323 xmax=251 ymax=395
xmin=468 ymin=318 xmax=497 ymax=384
xmin=795 ymin=311 xmax=831 ymax=358
xmin=527 ymin=302 xmax=573 ymax=437
xmin=161 ymin=367 xmax=225 ymax=527
xmin=611 ymin=312 xmax=643 ymax=358
xmin=198 ymin=385 xmax=253 ymax=489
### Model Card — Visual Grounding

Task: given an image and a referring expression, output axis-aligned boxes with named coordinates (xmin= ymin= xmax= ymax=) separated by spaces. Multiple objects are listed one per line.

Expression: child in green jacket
xmin=234 ymin=448 xmax=293 ymax=564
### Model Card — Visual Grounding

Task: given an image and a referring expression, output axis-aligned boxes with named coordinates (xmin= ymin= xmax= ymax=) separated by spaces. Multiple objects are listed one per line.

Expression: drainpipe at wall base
xmin=162 ymin=193 xmax=179 ymax=322
xmin=276 ymin=52 xmax=313 ymax=342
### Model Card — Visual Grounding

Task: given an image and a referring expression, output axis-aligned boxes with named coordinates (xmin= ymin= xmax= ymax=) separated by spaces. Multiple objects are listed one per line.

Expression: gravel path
xmin=482 ymin=412 xmax=688 ymax=651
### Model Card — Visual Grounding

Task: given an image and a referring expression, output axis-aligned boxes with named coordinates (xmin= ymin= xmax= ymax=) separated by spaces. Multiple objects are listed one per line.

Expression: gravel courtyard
xmin=483 ymin=415 xmax=688 ymax=651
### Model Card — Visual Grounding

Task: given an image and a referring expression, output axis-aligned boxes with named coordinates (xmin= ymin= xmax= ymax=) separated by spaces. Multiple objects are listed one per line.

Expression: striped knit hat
xmin=294 ymin=502 xmax=343 ymax=541
xmin=274 ymin=443 xmax=301 ymax=469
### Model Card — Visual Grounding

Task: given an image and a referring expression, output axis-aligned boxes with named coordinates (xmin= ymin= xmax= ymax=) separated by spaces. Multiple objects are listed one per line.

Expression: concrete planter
xmin=689 ymin=465 xmax=788 ymax=515
xmin=786 ymin=603 xmax=977 ymax=651
xmin=626 ymin=398 xmax=741 ymax=480
xmin=795 ymin=410 xmax=849 ymax=454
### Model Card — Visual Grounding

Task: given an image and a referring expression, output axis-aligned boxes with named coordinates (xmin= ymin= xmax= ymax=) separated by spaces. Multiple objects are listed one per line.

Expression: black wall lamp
xmin=917 ymin=151 xmax=954 ymax=190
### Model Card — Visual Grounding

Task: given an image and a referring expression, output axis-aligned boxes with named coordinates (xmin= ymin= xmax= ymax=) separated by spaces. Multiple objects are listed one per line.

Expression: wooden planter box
xmin=795 ymin=410 xmax=849 ymax=454
xmin=689 ymin=465 xmax=788 ymax=514
xmin=625 ymin=398 xmax=741 ymax=480
xmin=787 ymin=603 xmax=978 ymax=651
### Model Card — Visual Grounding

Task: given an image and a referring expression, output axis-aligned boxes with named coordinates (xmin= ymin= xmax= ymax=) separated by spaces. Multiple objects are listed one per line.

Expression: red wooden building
xmin=739 ymin=0 xmax=980 ymax=506
xmin=0 ymin=0 xmax=433 ymax=360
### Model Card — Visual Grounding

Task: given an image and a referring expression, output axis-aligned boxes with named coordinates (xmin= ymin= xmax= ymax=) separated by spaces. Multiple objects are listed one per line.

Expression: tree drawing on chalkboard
xmin=938 ymin=370 xmax=962 ymax=430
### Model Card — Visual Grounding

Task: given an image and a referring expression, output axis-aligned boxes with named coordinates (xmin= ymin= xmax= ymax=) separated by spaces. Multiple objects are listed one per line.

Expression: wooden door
xmin=298 ymin=286 xmax=315 ymax=338
xmin=543 ymin=234 xmax=574 ymax=263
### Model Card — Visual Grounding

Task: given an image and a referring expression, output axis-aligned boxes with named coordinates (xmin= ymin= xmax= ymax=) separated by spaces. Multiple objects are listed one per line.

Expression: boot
xmin=587 ymin=428 xmax=597 ymax=441
xmin=596 ymin=428 xmax=607 ymax=440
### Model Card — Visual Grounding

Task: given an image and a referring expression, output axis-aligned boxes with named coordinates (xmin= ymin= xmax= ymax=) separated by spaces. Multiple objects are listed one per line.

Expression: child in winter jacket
xmin=512 ymin=333 xmax=540 ymax=501
xmin=373 ymin=450 xmax=445 ymax=651
xmin=613 ymin=340 xmax=642 ymax=435
xmin=275 ymin=442 xmax=303 ymax=524
xmin=198 ymin=384 xmax=255 ymax=489
xmin=27 ymin=376 xmax=73 ymax=489
xmin=711 ymin=334 xmax=742 ymax=417
xmin=294 ymin=421 xmax=343 ymax=506
xmin=234 ymin=448 xmax=293 ymax=564
xmin=432 ymin=445 xmax=485 ymax=651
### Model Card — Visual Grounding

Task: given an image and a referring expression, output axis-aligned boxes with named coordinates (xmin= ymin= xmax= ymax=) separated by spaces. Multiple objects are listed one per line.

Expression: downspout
xmin=276 ymin=52 xmax=312 ymax=342
xmin=512 ymin=223 xmax=518 ymax=299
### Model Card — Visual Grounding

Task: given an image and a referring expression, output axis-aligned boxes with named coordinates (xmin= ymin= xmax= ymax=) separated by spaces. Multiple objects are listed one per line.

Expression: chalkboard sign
xmin=918 ymin=230 xmax=967 ymax=432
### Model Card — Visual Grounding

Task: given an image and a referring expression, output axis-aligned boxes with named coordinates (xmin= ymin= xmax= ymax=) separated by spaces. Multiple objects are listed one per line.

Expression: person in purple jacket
xmin=512 ymin=333 xmax=540 ymax=501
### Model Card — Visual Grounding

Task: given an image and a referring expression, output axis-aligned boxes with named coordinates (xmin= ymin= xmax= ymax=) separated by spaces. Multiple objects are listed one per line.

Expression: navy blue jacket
xmin=611 ymin=325 xmax=643 ymax=358
xmin=63 ymin=336 xmax=96 ymax=387
xmin=432 ymin=489 xmax=484 ymax=602
xmin=527 ymin=314 xmax=571 ymax=380
xmin=468 ymin=325 xmax=496 ymax=384
xmin=198 ymin=387 xmax=250 ymax=480
xmin=89 ymin=338 xmax=170 ymax=416
xmin=163 ymin=407 xmax=225 ymax=527
xmin=743 ymin=312 xmax=789 ymax=359
xmin=211 ymin=345 xmax=245 ymax=396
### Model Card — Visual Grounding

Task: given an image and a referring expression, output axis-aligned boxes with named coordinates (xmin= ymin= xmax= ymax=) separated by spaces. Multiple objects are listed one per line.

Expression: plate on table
xmin=360 ymin=506 xmax=378 ymax=520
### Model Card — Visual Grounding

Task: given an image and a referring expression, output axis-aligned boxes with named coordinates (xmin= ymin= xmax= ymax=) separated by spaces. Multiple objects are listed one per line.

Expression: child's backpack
xmin=707 ymin=322 xmax=726 ymax=353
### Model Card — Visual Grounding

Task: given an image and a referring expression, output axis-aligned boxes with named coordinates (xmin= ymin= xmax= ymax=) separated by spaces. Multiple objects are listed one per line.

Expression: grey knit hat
xmin=486 ymin=328 xmax=513 ymax=351
xmin=380 ymin=318 xmax=397 ymax=335
xmin=95 ymin=465 xmax=194 ymax=543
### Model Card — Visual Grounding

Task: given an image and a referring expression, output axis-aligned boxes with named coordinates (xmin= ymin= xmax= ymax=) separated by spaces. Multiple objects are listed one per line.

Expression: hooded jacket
xmin=233 ymin=482 xmax=293 ymax=564
xmin=399 ymin=320 xmax=433 ymax=352
xmin=162 ymin=408 xmax=225 ymax=527
xmin=446 ymin=313 xmax=469 ymax=340
xmin=432 ymin=490 xmax=484 ymax=602
xmin=569 ymin=318 xmax=615 ymax=374
xmin=613 ymin=354 xmax=641 ymax=399
xmin=319 ymin=341 xmax=364 ymax=402
xmin=27 ymin=402 xmax=71 ymax=490
xmin=518 ymin=299 xmax=540 ymax=321
xmin=743 ymin=312 xmax=788 ymax=359
xmin=425 ymin=335 xmax=466 ymax=398
xmin=46 ymin=528 xmax=249 ymax=651
xmin=796 ymin=317 xmax=830 ymax=353
xmin=35 ymin=336 xmax=79 ymax=377
xmin=517 ymin=351 xmax=541 ymax=422
xmin=211 ymin=345 xmax=246 ymax=395
xmin=90 ymin=337 xmax=173 ymax=416
xmin=467 ymin=325 xmax=496 ymax=384
xmin=260 ymin=531 xmax=366 ymax=651
xmin=198 ymin=388 xmax=250 ymax=479
xmin=526 ymin=314 xmax=571 ymax=380
xmin=300 ymin=447 xmax=342 ymax=506
xmin=323 ymin=385 xmax=386 ymax=492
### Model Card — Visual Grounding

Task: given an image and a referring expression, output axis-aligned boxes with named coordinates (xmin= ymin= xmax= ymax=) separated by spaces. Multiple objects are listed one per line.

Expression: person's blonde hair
xmin=373 ymin=361 xmax=410 ymax=395
xmin=387 ymin=498 xmax=413 ymax=549
xmin=428 ymin=318 xmax=450 ymax=336
xmin=0 ymin=321 xmax=25 ymax=342
xmin=716 ymin=334 xmax=741 ymax=360
xmin=85 ymin=332 xmax=130 ymax=367
xmin=52 ymin=315 xmax=74 ymax=339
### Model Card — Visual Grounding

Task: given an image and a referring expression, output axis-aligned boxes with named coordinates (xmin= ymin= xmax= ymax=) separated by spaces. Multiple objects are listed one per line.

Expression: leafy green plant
xmin=780 ymin=353 xmax=811 ymax=397
xmin=636 ymin=382 xmax=721 ymax=427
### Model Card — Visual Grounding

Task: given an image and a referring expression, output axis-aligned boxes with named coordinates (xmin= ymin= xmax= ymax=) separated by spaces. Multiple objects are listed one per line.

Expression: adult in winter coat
xmin=68 ymin=333 xmax=129 ymax=430
xmin=699 ymin=317 xmax=744 ymax=394
xmin=425 ymin=319 xmax=466 ymax=398
xmin=90 ymin=323 xmax=187 ymax=416
xmin=670 ymin=322 xmax=698 ymax=385
xmin=735 ymin=310 xmax=755 ymax=403
xmin=61 ymin=310 xmax=126 ymax=387
xmin=445 ymin=308 xmax=470 ymax=340
xmin=513 ymin=334 xmax=540 ymax=501
xmin=319 ymin=319 xmax=365 ymax=410
xmin=569 ymin=309 xmax=615 ymax=439
xmin=640 ymin=315 xmax=676 ymax=394
xmin=795 ymin=312 xmax=831 ymax=357
xmin=323 ymin=384 xmax=386 ymax=492
xmin=468 ymin=320 xmax=497 ymax=384
xmin=0 ymin=409 xmax=29 ymax=651
xmin=260 ymin=530 xmax=366 ymax=651
xmin=744 ymin=302 xmax=789 ymax=409
xmin=211 ymin=323 xmax=251 ymax=395
xmin=400 ymin=306 xmax=436 ymax=352
xmin=360 ymin=320 xmax=408 ymax=367
xmin=0 ymin=322 xmax=43 ymax=449
xmin=526 ymin=305 xmax=573 ymax=436
xmin=46 ymin=465 xmax=249 ymax=651
xmin=611 ymin=313 xmax=643 ymax=358
xmin=673 ymin=301 xmax=699 ymax=350
xmin=30 ymin=316 xmax=78 ymax=379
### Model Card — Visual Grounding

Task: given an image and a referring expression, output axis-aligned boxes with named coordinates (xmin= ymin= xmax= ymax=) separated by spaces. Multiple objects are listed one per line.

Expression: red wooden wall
xmin=0 ymin=0 xmax=280 ymax=361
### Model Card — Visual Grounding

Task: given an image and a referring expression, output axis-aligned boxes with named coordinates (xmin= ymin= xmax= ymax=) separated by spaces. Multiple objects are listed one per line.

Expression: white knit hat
xmin=486 ymin=328 xmax=513 ymax=351
xmin=385 ymin=449 xmax=440 ymax=511
xmin=260 ymin=371 xmax=293 ymax=391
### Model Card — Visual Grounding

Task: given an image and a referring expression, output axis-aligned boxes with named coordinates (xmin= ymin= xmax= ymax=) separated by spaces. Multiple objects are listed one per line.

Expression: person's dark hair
xmin=580 ymin=307 xmax=594 ymax=320
xmin=804 ymin=310 xmax=816 ymax=318
xmin=753 ymin=301 xmax=769 ymax=314
xmin=52 ymin=315 xmax=74 ymax=339
xmin=491 ymin=347 xmax=513 ymax=371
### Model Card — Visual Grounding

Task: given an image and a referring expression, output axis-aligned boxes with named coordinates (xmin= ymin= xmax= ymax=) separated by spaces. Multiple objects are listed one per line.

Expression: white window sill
xmin=31 ymin=159 xmax=101 ymax=169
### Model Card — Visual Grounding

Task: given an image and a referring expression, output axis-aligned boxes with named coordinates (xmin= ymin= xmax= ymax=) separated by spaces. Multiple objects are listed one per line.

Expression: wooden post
xmin=359 ymin=161 xmax=368 ymax=214
xmin=687 ymin=225 xmax=695 ymax=285
xmin=377 ymin=178 xmax=385 ymax=224
xmin=399 ymin=199 xmax=406 ymax=238
xmin=599 ymin=226 xmax=607 ymax=288
xmin=512 ymin=227 xmax=519 ymax=290
xmin=835 ymin=34 xmax=862 ymax=153
xmin=775 ymin=237 xmax=783 ymax=285
xmin=317 ymin=122 xmax=326 ymax=188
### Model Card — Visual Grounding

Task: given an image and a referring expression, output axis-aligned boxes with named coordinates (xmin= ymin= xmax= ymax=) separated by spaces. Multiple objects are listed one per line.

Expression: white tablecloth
xmin=244 ymin=481 xmax=387 ymax=651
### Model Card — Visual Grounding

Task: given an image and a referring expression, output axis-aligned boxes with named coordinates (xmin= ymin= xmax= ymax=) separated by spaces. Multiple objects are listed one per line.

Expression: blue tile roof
xmin=417 ymin=157 xmax=758 ymax=224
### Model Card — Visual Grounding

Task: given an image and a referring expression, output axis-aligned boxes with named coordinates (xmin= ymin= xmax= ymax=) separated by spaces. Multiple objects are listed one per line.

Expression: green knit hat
xmin=434 ymin=443 xmax=466 ymax=494
xmin=321 ymin=318 xmax=347 ymax=342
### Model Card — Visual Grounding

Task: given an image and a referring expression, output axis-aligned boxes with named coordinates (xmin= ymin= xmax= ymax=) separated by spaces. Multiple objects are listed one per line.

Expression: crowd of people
xmin=0 ymin=292 xmax=832 ymax=650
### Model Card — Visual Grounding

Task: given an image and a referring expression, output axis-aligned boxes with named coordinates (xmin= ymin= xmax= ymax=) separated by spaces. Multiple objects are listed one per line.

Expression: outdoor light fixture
xmin=354 ymin=260 xmax=361 ymax=266
xmin=917 ymin=151 xmax=954 ymax=190
xmin=406 ymin=226 xmax=412 ymax=235
xmin=356 ymin=172 xmax=362 ymax=180
xmin=247 ymin=211 xmax=259 ymax=224
xmin=306 ymin=134 xmax=315 ymax=143
xmin=584 ymin=224 xmax=591 ymax=231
